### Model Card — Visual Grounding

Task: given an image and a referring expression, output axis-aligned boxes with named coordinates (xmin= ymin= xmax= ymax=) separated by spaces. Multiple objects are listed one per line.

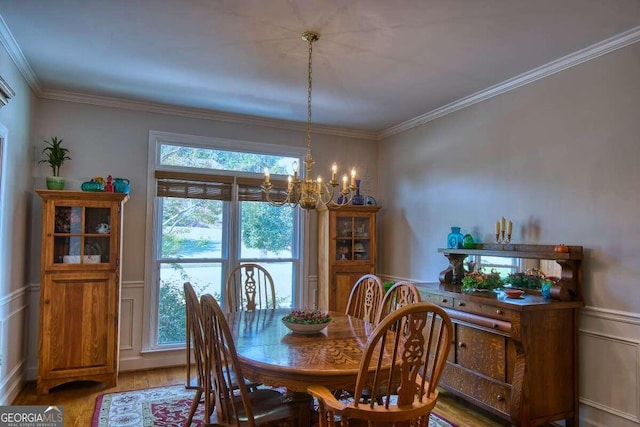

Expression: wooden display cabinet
xmin=36 ymin=190 xmax=128 ymax=394
xmin=317 ymin=205 xmax=380 ymax=313
xmin=421 ymin=244 xmax=584 ymax=426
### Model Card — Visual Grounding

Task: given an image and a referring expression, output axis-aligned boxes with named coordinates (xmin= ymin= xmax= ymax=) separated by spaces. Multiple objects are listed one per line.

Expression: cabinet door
xmin=39 ymin=271 xmax=118 ymax=376
xmin=332 ymin=270 xmax=372 ymax=313
xmin=45 ymin=200 xmax=120 ymax=268
xmin=333 ymin=214 xmax=373 ymax=262
xmin=456 ymin=324 xmax=506 ymax=381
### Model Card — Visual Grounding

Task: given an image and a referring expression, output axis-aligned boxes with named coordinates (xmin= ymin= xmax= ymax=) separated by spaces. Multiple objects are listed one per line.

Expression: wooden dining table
xmin=223 ymin=308 xmax=385 ymax=425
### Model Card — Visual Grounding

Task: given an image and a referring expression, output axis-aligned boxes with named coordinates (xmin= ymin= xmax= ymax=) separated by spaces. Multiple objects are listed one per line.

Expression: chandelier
xmin=262 ymin=31 xmax=357 ymax=210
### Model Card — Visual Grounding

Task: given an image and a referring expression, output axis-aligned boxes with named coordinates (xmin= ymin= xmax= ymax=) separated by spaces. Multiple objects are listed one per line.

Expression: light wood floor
xmin=13 ymin=366 xmax=511 ymax=426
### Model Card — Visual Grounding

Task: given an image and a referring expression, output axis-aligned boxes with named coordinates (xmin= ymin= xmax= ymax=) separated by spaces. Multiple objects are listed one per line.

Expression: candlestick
xmin=496 ymin=217 xmax=511 ymax=244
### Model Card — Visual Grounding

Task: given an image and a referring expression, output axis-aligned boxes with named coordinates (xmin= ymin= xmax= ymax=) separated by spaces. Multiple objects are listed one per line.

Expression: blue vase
xmin=447 ymin=227 xmax=464 ymax=249
xmin=351 ymin=179 xmax=364 ymax=205
xmin=541 ymin=281 xmax=552 ymax=299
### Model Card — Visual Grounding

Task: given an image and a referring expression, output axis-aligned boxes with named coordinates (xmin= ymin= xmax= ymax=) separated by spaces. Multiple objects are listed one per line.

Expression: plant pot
xmin=46 ymin=176 xmax=65 ymax=190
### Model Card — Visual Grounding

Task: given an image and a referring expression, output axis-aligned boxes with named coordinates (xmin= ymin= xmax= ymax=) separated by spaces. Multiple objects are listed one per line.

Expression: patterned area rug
xmin=92 ymin=384 xmax=457 ymax=426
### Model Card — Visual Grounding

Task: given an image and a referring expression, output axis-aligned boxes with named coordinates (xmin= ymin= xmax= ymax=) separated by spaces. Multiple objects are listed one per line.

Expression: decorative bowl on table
xmin=281 ymin=309 xmax=331 ymax=335
xmin=503 ymin=288 xmax=525 ymax=299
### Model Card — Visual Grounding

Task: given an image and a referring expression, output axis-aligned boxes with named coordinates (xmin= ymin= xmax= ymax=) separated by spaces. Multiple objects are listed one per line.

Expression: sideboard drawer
xmin=422 ymin=293 xmax=454 ymax=308
xmin=453 ymin=298 xmax=513 ymax=321
xmin=441 ymin=363 xmax=511 ymax=415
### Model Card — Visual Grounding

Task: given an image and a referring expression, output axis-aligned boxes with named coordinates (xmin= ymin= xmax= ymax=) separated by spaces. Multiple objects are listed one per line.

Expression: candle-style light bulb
xmin=350 ymin=168 xmax=356 ymax=186
xmin=331 ymin=163 xmax=337 ymax=181
xmin=263 ymin=167 xmax=270 ymax=184
xmin=342 ymin=175 xmax=348 ymax=191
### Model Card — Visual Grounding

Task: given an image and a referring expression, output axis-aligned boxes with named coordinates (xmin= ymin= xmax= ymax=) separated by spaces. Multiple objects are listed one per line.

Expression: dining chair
xmin=374 ymin=280 xmax=421 ymax=326
xmin=225 ymin=263 xmax=276 ymax=312
xmin=183 ymin=282 xmax=207 ymax=426
xmin=308 ymin=302 xmax=454 ymax=427
xmin=200 ymin=294 xmax=302 ymax=426
xmin=345 ymin=274 xmax=384 ymax=324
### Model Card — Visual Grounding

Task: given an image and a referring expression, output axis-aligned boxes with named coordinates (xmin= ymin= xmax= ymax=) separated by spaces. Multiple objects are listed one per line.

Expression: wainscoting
xmin=0 ymin=286 xmax=28 ymax=405
xmin=579 ymin=306 xmax=640 ymax=427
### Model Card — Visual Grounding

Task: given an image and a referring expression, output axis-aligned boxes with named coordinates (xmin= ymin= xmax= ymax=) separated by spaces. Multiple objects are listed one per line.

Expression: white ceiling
xmin=0 ymin=1 xmax=639 ymax=135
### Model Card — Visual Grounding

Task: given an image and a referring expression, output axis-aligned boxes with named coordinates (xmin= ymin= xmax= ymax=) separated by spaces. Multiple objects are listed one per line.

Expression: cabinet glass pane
xmin=337 ymin=239 xmax=352 ymax=260
xmin=86 ymin=207 xmax=111 ymax=234
xmin=354 ymin=239 xmax=369 ymax=260
xmin=337 ymin=219 xmax=352 ymax=237
xmin=354 ymin=218 xmax=369 ymax=237
xmin=54 ymin=206 xmax=82 ymax=233
xmin=86 ymin=236 xmax=110 ymax=263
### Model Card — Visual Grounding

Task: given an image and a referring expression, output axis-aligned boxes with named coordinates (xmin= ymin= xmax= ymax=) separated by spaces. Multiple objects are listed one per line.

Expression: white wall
xmin=0 ymin=44 xmax=35 ymax=404
xmin=25 ymin=98 xmax=378 ymax=376
xmin=377 ymin=42 xmax=640 ymax=427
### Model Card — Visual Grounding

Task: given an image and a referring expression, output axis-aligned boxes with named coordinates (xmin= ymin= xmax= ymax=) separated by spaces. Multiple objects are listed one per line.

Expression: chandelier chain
xmin=307 ymin=34 xmax=313 ymax=153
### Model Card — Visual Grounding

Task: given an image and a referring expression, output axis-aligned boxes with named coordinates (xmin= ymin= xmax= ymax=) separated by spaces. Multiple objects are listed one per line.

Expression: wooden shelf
xmin=438 ymin=243 xmax=583 ymax=260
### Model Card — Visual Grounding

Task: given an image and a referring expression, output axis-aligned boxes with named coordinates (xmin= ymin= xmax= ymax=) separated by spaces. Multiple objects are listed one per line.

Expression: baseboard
xmin=119 ymin=349 xmax=185 ymax=372
xmin=0 ymin=360 xmax=25 ymax=405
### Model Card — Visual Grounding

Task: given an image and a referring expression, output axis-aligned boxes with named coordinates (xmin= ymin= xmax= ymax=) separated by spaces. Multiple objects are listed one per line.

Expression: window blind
xmin=155 ymin=171 xmax=290 ymax=202
xmin=155 ymin=170 xmax=233 ymax=200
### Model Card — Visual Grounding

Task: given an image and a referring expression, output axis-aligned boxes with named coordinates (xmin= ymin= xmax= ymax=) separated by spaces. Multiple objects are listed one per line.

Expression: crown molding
xmin=0 ymin=14 xmax=41 ymax=95
xmin=39 ymin=89 xmax=378 ymax=141
xmin=379 ymin=25 xmax=640 ymax=140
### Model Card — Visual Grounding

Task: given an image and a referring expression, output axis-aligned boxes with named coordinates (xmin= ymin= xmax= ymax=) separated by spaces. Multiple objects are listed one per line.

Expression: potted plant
xmin=39 ymin=136 xmax=71 ymax=190
xmin=461 ymin=268 xmax=504 ymax=293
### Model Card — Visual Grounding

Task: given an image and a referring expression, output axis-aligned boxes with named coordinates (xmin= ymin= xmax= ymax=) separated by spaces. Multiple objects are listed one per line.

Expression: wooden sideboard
xmin=420 ymin=244 xmax=584 ymax=427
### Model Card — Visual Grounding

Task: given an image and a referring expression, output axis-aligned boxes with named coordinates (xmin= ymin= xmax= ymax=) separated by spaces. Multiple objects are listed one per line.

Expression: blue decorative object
xmin=113 ymin=177 xmax=130 ymax=194
xmin=447 ymin=227 xmax=464 ymax=249
xmin=541 ymin=281 xmax=553 ymax=299
xmin=351 ymin=179 xmax=364 ymax=205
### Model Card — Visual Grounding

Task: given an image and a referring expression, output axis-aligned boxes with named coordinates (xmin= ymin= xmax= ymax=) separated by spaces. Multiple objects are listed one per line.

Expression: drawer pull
xmin=441 ymin=299 xmax=448 ymax=303
xmin=492 ymin=323 xmax=499 ymax=329
xmin=497 ymin=394 xmax=505 ymax=402
xmin=457 ymin=302 xmax=465 ymax=307
xmin=458 ymin=342 xmax=466 ymax=348
xmin=496 ymin=309 xmax=503 ymax=315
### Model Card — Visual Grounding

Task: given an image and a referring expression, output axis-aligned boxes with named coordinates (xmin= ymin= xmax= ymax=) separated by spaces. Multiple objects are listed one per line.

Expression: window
xmin=473 ymin=255 xmax=520 ymax=277
xmin=146 ymin=131 xmax=305 ymax=349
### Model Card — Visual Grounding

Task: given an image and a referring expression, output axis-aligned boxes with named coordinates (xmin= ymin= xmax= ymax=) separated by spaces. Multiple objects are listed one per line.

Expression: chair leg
xmin=184 ymin=389 xmax=202 ymax=427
